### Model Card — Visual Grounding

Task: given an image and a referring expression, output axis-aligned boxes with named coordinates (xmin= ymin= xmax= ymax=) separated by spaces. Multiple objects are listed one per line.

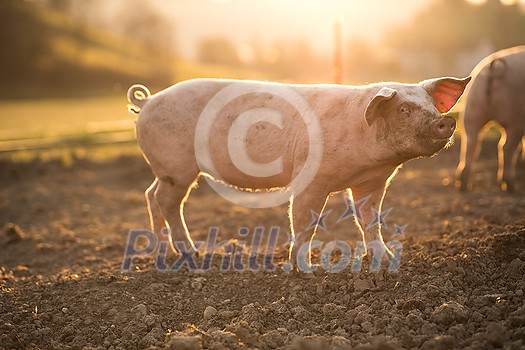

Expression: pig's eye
xmin=399 ymin=105 xmax=410 ymax=115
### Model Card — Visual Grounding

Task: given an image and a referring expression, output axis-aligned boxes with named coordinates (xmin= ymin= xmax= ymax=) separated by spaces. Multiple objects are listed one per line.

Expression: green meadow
xmin=0 ymin=95 xmax=139 ymax=161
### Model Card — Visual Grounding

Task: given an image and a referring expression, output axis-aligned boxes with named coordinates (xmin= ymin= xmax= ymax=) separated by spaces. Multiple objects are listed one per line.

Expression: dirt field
xmin=1 ymin=138 xmax=525 ymax=350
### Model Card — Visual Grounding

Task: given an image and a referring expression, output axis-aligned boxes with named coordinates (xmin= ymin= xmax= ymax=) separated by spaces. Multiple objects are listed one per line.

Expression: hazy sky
xmin=142 ymin=0 xmax=436 ymax=58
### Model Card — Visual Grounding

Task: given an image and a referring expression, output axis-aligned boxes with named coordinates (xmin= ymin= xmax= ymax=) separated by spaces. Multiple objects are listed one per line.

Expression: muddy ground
xmin=1 ymin=138 xmax=525 ymax=350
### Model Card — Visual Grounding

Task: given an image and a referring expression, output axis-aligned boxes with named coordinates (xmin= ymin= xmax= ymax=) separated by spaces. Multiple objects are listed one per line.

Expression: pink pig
xmin=128 ymin=76 xmax=470 ymax=267
xmin=456 ymin=46 xmax=525 ymax=192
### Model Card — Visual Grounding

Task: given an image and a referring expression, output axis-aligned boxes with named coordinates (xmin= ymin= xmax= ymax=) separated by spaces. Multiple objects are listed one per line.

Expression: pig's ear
xmin=421 ymin=76 xmax=471 ymax=113
xmin=364 ymin=87 xmax=397 ymax=127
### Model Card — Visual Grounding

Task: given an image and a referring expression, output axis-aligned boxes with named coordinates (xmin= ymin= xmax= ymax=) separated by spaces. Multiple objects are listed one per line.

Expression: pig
xmin=456 ymin=46 xmax=525 ymax=192
xmin=127 ymin=76 xmax=470 ymax=268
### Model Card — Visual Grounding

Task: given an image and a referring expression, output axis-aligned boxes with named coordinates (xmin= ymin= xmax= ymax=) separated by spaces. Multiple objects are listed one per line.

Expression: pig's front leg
xmin=350 ymin=185 xmax=393 ymax=258
xmin=288 ymin=186 xmax=330 ymax=270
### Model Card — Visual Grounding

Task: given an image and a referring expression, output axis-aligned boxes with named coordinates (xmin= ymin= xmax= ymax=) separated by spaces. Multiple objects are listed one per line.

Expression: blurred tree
xmin=346 ymin=38 xmax=377 ymax=82
xmin=346 ymin=38 xmax=404 ymax=83
xmin=119 ymin=0 xmax=176 ymax=55
xmin=385 ymin=0 xmax=525 ymax=75
xmin=195 ymin=36 xmax=325 ymax=81
xmin=43 ymin=0 xmax=105 ymax=28
xmin=0 ymin=0 xmax=175 ymax=98
xmin=198 ymin=37 xmax=240 ymax=65
xmin=286 ymin=40 xmax=315 ymax=76
xmin=0 ymin=1 xmax=53 ymax=83
xmin=255 ymin=39 xmax=318 ymax=80
xmin=46 ymin=0 xmax=71 ymax=13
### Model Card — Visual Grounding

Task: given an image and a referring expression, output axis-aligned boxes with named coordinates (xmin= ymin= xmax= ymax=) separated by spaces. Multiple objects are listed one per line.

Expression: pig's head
xmin=365 ymin=76 xmax=471 ymax=159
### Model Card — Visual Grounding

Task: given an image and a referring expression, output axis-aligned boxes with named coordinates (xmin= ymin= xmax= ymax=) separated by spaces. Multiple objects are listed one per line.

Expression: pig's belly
xmin=206 ymin=167 xmax=294 ymax=190
xmin=201 ymin=120 xmax=300 ymax=190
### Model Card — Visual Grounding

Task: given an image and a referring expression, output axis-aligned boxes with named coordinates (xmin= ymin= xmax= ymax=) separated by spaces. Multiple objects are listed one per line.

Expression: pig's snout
xmin=432 ymin=116 xmax=456 ymax=139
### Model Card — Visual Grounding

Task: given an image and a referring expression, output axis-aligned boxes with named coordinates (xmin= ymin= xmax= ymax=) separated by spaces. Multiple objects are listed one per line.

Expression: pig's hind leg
xmin=155 ymin=176 xmax=199 ymax=254
xmin=456 ymin=103 xmax=490 ymax=191
xmin=498 ymin=126 xmax=523 ymax=192
xmin=145 ymin=178 xmax=169 ymax=244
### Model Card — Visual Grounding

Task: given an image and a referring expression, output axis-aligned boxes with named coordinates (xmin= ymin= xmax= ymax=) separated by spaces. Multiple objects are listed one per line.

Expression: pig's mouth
xmin=435 ymin=136 xmax=454 ymax=147
xmin=432 ymin=135 xmax=454 ymax=144
xmin=396 ymin=133 xmax=452 ymax=160
xmin=426 ymin=134 xmax=454 ymax=154
xmin=414 ymin=129 xmax=454 ymax=157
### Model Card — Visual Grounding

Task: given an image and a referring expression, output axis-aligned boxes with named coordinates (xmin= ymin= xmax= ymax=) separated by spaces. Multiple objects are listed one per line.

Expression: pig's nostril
xmin=433 ymin=117 xmax=456 ymax=139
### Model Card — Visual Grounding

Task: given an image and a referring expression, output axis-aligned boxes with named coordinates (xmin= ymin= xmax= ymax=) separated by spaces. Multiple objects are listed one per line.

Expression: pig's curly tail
xmin=486 ymin=58 xmax=507 ymax=100
xmin=127 ymin=84 xmax=151 ymax=114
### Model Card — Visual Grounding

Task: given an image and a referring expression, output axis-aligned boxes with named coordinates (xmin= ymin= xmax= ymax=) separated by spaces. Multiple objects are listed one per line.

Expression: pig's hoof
xmin=501 ymin=180 xmax=514 ymax=192
xmin=282 ymin=261 xmax=320 ymax=278
xmin=296 ymin=263 xmax=323 ymax=277
xmin=280 ymin=262 xmax=293 ymax=273
xmin=155 ymin=240 xmax=178 ymax=256
xmin=455 ymin=179 xmax=469 ymax=192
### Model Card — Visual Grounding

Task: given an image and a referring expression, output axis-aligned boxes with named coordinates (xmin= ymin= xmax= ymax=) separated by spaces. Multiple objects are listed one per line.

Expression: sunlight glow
xmin=467 ymin=0 xmax=525 ymax=4
xmin=237 ymin=44 xmax=255 ymax=63
xmin=466 ymin=0 xmax=488 ymax=4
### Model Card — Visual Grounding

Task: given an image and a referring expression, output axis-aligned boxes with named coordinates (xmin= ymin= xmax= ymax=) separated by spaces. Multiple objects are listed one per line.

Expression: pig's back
xmin=134 ymin=79 xmax=314 ymax=187
xmin=467 ymin=47 xmax=525 ymax=124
